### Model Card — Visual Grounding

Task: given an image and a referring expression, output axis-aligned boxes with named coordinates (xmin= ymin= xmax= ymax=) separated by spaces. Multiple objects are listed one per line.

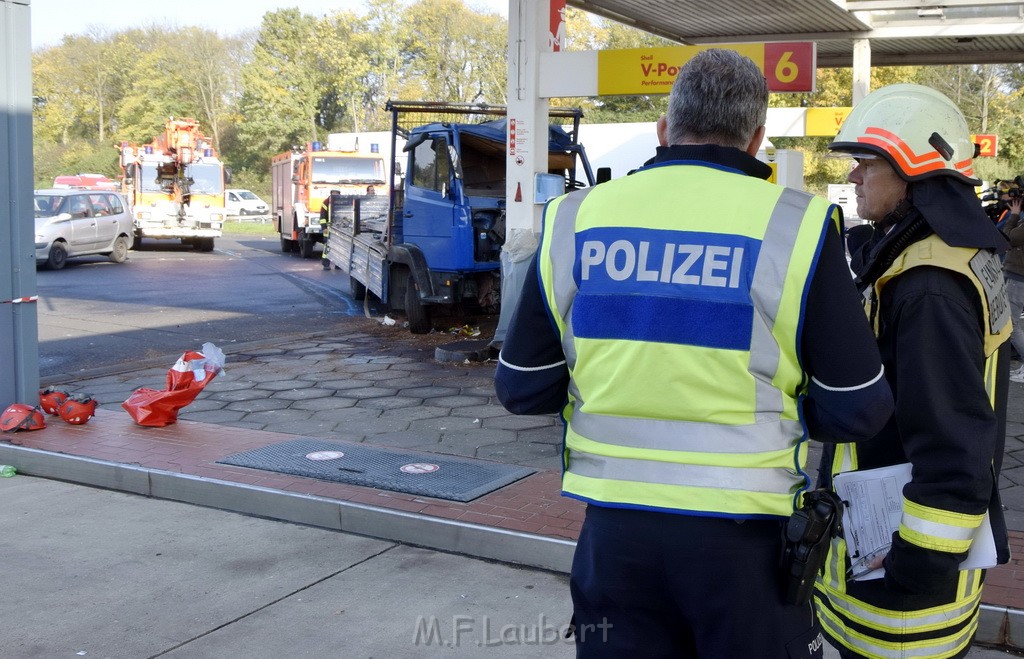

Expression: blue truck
xmin=326 ymin=101 xmax=597 ymax=334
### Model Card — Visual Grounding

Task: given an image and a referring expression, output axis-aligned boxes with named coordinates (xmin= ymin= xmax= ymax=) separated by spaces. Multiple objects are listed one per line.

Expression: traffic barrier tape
xmin=3 ymin=296 xmax=39 ymax=304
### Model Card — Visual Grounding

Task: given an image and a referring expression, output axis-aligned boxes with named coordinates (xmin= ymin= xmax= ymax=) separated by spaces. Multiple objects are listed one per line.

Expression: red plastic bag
xmin=122 ymin=343 xmax=225 ymax=427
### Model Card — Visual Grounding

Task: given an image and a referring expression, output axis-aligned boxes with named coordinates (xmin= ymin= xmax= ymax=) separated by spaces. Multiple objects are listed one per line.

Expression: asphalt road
xmin=34 ymin=233 xmax=371 ymax=380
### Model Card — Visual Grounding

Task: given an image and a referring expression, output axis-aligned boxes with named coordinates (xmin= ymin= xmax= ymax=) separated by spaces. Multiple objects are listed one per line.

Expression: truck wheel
xmin=108 ymin=236 xmax=130 ymax=263
xmin=280 ymin=237 xmax=294 ymax=253
xmin=349 ymin=276 xmax=366 ymax=301
xmin=299 ymin=235 xmax=314 ymax=259
xmin=403 ymin=271 xmax=432 ymax=334
xmin=132 ymin=233 xmax=143 ymax=250
xmin=46 ymin=242 xmax=68 ymax=270
xmin=195 ymin=237 xmax=215 ymax=252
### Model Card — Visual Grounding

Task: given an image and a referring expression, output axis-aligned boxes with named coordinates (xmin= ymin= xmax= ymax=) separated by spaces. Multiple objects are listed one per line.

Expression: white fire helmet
xmin=828 ymin=84 xmax=980 ymax=186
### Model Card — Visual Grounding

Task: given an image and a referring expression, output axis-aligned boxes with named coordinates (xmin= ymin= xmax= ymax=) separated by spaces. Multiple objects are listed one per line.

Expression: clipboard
xmin=833 ymin=462 xmax=997 ymax=581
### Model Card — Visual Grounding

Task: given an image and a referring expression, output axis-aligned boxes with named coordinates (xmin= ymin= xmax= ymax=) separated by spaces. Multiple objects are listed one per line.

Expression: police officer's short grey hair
xmin=666 ymin=49 xmax=769 ymax=150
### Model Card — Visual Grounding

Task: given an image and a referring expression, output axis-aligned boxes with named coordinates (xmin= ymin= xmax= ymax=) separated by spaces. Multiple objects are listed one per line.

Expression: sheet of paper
xmin=833 ymin=463 xmax=997 ymax=581
xmin=835 ymin=463 xmax=909 ymax=580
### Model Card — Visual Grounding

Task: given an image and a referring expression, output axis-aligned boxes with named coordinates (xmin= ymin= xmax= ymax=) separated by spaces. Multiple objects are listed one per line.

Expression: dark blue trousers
xmin=570 ymin=504 xmax=824 ymax=658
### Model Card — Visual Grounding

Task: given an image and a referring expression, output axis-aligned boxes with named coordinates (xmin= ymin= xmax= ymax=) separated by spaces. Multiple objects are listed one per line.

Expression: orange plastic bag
xmin=122 ymin=343 xmax=225 ymax=427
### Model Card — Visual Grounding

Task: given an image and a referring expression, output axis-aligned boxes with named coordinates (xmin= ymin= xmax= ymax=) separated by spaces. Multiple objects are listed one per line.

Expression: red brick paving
xmin=7 ymin=407 xmax=1024 ymax=610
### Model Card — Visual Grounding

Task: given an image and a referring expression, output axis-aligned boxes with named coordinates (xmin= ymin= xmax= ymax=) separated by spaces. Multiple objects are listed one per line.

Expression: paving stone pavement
xmin=45 ymin=326 xmax=565 ymax=472
xmin=46 ymin=325 xmax=1024 ymax=529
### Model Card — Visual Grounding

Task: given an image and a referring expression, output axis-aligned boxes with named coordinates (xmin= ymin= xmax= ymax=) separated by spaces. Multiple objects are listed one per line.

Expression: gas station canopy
xmin=568 ymin=0 xmax=1024 ymax=66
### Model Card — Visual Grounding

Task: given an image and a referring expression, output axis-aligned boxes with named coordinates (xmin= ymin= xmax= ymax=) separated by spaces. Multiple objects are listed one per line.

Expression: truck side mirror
xmin=224 ymin=167 xmax=233 ymax=185
xmin=596 ymin=167 xmax=612 ymax=185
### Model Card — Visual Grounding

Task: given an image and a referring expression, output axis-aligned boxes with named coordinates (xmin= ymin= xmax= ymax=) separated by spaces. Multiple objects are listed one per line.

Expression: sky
xmin=28 ymin=0 xmax=510 ymax=49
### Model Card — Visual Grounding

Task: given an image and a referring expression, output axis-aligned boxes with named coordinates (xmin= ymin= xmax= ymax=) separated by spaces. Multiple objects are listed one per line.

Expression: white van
xmin=224 ymin=189 xmax=269 ymax=218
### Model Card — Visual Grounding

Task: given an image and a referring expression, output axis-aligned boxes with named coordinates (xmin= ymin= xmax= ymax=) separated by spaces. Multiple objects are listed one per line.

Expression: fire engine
xmin=271 ymin=137 xmax=388 ymax=258
xmin=118 ymin=118 xmax=228 ymax=251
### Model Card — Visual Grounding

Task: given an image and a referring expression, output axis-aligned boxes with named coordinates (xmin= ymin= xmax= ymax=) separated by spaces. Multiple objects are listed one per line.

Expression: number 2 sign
xmin=973 ymin=134 xmax=998 ymax=157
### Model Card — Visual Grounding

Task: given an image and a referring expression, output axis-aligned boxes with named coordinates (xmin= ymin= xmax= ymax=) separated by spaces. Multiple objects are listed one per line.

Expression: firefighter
xmin=814 ymin=84 xmax=1012 ymax=659
xmin=495 ymin=49 xmax=893 ymax=658
xmin=319 ymin=189 xmax=342 ymax=270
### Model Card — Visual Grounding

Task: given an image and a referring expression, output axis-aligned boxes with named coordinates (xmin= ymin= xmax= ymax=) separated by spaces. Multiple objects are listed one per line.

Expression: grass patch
xmin=223 ymin=219 xmax=276 ymax=235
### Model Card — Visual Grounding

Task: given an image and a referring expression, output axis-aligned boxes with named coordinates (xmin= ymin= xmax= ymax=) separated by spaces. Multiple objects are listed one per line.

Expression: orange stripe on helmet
xmin=858 ymin=136 xmax=947 ymax=176
xmin=954 ymin=158 xmax=975 ymax=177
xmin=864 ymin=126 xmax=947 ymax=167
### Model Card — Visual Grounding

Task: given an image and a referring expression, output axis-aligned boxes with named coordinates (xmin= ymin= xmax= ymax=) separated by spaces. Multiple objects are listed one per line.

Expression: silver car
xmin=34 ymin=189 xmax=134 ymax=270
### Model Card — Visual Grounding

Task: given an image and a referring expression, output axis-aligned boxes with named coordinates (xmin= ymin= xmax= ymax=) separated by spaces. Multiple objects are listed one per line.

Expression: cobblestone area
xmin=47 ymin=326 xmax=564 ymax=471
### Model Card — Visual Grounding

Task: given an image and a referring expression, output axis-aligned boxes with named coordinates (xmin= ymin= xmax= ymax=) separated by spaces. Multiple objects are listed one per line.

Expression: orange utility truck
xmin=118 ymin=118 xmax=228 ymax=251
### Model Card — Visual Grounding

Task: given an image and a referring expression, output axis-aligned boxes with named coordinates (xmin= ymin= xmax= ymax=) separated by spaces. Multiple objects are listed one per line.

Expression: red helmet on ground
xmin=39 ymin=387 xmax=70 ymax=415
xmin=58 ymin=396 xmax=97 ymax=425
xmin=0 ymin=404 xmax=47 ymax=432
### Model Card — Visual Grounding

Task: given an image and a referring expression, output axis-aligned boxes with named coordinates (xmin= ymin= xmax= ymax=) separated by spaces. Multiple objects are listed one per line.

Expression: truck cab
xmin=326 ymin=102 xmax=595 ymax=334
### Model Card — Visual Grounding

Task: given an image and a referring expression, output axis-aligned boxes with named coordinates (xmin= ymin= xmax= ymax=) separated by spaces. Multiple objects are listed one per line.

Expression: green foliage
xmin=227 ymin=168 xmax=272 ymax=203
xmin=33 ymin=139 xmax=119 ymax=189
xmin=30 ymin=4 xmax=1024 ymax=194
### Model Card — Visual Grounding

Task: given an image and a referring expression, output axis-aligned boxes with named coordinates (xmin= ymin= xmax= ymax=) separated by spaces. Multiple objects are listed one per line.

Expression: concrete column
xmin=852 ymin=39 xmax=871 ymax=104
xmin=0 ymin=0 xmax=39 ymax=408
xmin=493 ymin=0 xmax=550 ymax=346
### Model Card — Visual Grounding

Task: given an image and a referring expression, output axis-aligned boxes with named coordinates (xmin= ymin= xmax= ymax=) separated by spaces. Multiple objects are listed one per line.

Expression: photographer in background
xmin=998 ymin=178 xmax=1024 ymax=380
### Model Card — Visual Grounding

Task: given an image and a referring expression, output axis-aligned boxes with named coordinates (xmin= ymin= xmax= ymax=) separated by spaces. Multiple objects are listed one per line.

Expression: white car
xmin=224 ymin=189 xmax=269 ymax=217
xmin=34 ymin=189 xmax=134 ymax=270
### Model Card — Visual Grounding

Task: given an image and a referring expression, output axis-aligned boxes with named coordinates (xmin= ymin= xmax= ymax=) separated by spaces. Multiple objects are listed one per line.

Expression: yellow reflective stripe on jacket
xmin=816 ymin=568 xmax=983 ymax=658
xmin=539 ymin=165 xmax=834 ymax=517
xmin=900 ymin=498 xmax=984 ymax=554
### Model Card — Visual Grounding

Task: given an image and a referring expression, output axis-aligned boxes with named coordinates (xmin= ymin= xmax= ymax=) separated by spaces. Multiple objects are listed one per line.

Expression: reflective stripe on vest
xmin=539 ymin=166 xmax=834 ymax=518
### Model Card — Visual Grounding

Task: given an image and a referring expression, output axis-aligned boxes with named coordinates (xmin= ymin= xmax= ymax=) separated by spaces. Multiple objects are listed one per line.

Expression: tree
xmin=402 ymin=0 xmax=507 ymax=103
xmin=234 ymin=9 xmax=324 ymax=171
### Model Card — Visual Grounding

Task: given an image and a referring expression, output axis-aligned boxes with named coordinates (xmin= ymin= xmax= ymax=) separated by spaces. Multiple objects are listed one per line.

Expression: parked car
xmin=224 ymin=189 xmax=269 ymax=217
xmin=34 ymin=189 xmax=134 ymax=270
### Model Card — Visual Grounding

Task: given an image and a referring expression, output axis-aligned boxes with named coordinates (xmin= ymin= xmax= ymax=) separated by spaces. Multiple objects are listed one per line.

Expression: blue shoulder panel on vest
xmin=573 ymin=227 xmax=761 ymax=350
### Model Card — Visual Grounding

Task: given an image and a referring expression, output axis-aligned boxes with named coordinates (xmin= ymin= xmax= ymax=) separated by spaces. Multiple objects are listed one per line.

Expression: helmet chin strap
xmin=877 ymin=196 xmax=915 ymax=234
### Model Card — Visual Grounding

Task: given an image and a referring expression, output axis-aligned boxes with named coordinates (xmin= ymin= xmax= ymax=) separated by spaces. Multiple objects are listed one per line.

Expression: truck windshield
xmin=139 ymin=164 xmax=163 ymax=193
xmin=137 ymin=163 xmax=223 ymax=194
xmin=186 ymin=163 xmax=225 ymax=195
xmin=311 ymin=156 xmax=385 ymax=185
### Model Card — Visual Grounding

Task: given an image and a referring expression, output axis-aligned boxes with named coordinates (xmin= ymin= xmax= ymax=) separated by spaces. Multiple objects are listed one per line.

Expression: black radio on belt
xmin=780 ymin=489 xmax=844 ymax=606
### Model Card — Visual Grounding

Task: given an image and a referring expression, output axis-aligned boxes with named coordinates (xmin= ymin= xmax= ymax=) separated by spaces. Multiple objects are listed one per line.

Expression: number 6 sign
xmin=765 ymin=43 xmax=815 ymax=92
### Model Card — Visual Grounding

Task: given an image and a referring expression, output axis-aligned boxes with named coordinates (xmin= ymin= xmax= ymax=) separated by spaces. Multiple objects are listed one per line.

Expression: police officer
xmin=319 ymin=189 xmax=342 ymax=270
xmin=494 ymin=49 xmax=893 ymax=658
xmin=814 ymin=84 xmax=1012 ymax=659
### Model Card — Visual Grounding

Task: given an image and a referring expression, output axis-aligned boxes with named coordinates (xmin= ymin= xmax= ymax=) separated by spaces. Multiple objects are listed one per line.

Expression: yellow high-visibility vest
xmin=539 ymin=162 xmax=838 ymax=518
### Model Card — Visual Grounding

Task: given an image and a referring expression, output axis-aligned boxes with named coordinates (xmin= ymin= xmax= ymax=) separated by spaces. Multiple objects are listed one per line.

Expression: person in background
xmin=997 ymin=184 xmax=1024 ymax=381
xmin=815 ymin=84 xmax=1012 ymax=659
xmin=494 ymin=48 xmax=893 ymax=658
xmin=319 ymin=189 xmax=342 ymax=271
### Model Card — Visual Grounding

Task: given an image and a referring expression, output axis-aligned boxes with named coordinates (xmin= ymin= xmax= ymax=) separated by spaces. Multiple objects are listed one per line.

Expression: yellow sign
xmin=805 ymin=108 xmax=852 ymax=137
xmin=597 ymin=43 xmax=815 ymax=96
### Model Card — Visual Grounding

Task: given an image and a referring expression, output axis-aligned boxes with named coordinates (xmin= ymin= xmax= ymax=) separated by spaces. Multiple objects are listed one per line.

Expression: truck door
xmin=402 ymin=133 xmax=458 ymax=271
